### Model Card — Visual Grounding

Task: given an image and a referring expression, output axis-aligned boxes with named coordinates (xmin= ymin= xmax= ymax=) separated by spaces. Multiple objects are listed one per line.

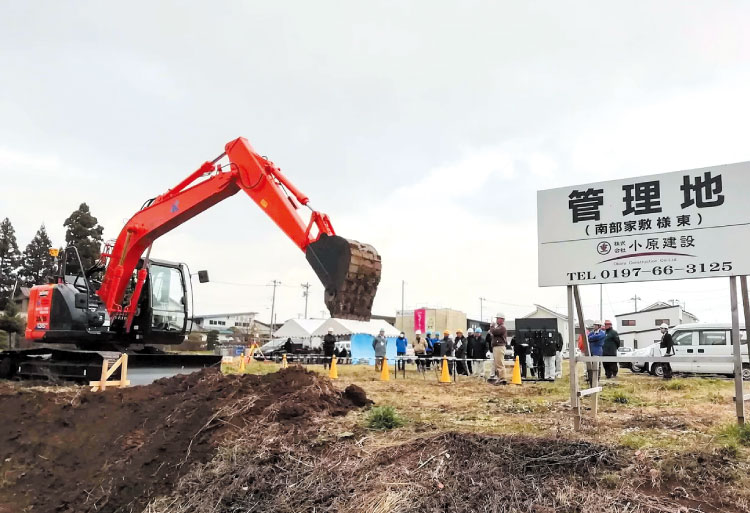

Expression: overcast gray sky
xmin=2 ymin=1 xmax=750 ymax=326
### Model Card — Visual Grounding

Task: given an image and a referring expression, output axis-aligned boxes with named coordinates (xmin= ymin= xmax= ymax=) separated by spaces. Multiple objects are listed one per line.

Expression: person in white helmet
xmin=659 ymin=322 xmax=674 ymax=379
xmin=490 ymin=313 xmax=508 ymax=384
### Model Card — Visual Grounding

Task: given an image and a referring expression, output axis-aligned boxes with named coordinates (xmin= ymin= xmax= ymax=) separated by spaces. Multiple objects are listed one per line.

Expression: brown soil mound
xmin=0 ymin=367 xmax=365 ymax=513
xmin=155 ymin=431 xmax=749 ymax=513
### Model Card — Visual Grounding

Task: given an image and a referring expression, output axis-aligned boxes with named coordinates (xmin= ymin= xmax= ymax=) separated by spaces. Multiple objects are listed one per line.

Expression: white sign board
xmin=537 ymin=162 xmax=750 ymax=287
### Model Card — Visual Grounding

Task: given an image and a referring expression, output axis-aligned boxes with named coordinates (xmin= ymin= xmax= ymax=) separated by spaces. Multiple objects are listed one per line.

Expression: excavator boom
xmin=94 ymin=137 xmax=381 ymax=324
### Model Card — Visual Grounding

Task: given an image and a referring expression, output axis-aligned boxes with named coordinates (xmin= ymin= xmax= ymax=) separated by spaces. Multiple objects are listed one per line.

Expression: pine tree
xmin=0 ymin=300 xmax=22 ymax=349
xmin=20 ymin=225 xmax=56 ymax=287
xmin=63 ymin=203 xmax=104 ymax=269
xmin=0 ymin=218 xmax=21 ymax=309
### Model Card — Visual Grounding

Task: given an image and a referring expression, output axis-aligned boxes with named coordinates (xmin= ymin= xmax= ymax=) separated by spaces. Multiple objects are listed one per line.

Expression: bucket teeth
xmin=305 ymin=235 xmax=381 ymax=321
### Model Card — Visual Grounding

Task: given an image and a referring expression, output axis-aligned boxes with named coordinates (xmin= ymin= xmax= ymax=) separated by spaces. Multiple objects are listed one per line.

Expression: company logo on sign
xmin=596 ymin=241 xmax=611 ymax=255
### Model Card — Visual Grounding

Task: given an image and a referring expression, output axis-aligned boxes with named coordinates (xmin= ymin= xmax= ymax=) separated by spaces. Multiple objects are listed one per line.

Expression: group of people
xmin=585 ymin=319 xmax=622 ymax=379
xmin=372 ymin=313 xmax=553 ymax=385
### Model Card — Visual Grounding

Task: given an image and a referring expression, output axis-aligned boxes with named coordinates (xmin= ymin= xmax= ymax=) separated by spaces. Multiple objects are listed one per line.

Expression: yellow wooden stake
xmin=282 ymin=353 xmax=288 ymax=369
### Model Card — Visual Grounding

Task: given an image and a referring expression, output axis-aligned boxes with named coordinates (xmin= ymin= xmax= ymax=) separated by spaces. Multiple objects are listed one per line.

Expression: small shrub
xmin=718 ymin=423 xmax=750 ymax=448
xmin=366 ymin=405 xmax=405 ymax=430
xmin=606 ymin=390 xmax=630 ymax=404
xmin=658 ymin=379 xmax=687 ymax=391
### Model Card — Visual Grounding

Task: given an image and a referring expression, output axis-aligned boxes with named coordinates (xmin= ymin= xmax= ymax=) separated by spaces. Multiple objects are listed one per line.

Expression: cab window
xmin=150 ymin=265 xmax=186 ymax=331
xmin=673 ymin=331 xmax=694 ymax=346
xmin=699 ymin=331 xmax=727 ymax=346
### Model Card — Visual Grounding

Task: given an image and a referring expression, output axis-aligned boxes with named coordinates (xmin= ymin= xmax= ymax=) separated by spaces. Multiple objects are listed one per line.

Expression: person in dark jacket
xmin=439 ymin=330 xmax=454 ymax=375
xmin=511 ymin=335 xmax=529 ymax=378
xmin=454 ymin=329 xmax=469 ymax=375
xmin=284 ymin=337 xmax=293 ymax=354
xmin=465 ymin=328 xmax=476 ymax=374
xmin=541 ymin=331 xmax=557 ymax=380
xmin=602 ymin=320 xmax=621 ymax=379
xmin=659 ymin=323 xmax=674 ymax=379
xmin=323 ymin=328 xmax=336 ymax=369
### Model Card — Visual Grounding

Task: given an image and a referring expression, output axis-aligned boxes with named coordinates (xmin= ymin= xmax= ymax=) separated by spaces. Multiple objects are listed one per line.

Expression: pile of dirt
xmin=0 ymin=367 xmax=367 ymax=513
xmin=154 ymin=431 xmax=749 ymax=513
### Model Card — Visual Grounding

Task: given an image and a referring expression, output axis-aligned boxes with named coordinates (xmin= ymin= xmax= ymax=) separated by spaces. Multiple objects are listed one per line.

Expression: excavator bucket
xmin=305 ymin=234 xmax=381 ymax=320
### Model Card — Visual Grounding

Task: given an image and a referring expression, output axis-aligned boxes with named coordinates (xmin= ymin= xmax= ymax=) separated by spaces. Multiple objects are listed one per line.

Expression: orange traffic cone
xmin=282 ymin=354 xmax=288 ymax=369
xmin=439 ymin=356 xmax=451 ymax=383
xmin=511 ymin=356 xmax=522 ymax=385
xmin=329 ymin=356 xmax=338 ymax=379
xmin=380 ymin=358 xmax=390 ymax=381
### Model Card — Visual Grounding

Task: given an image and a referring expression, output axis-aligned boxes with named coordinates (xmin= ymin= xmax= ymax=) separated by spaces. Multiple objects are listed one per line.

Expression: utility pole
xmin=400 ymin=280 xmax=406 ymax=332
xmin=630 ymin=294 xmax=641 ymax=312
xmin=479 ymin=297 xmax=486 ymax=323
xmin=301 ymin=282 xmax=310 ymax=319
xmin=270 ymin=280 xmax=280 ymax=334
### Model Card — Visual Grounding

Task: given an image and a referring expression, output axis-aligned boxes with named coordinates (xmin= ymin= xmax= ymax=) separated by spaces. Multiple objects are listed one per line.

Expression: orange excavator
xmin=0 ymin=137 xmax=381 ymax=383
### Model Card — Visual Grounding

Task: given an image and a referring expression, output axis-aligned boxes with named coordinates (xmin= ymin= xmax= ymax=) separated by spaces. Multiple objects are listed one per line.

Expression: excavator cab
xmin=123 ymin=258 xmax=193 ymax=346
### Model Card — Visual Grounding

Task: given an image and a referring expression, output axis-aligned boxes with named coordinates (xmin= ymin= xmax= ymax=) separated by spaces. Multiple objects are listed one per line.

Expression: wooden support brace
xmin=90 ymin=354 xmax=130 ymax=391
xmin=578 ymin=386 xmax=603 ymax=398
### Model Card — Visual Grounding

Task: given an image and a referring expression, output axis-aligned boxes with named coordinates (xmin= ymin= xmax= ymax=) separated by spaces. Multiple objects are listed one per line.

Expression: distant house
xmin=192 ymin=311 xmax=257 ymax=331
xmin=615 ymin=301 xmax=699 ymax=350
xmin=13 ymin=287 xmax=31 ymax=320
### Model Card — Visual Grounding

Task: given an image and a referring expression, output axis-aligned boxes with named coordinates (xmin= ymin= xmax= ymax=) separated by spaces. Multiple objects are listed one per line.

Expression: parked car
xmin=627 ymin=323 xmax=750 ymax=379
xmin=617 ymin=346 xmax=633 ymax=368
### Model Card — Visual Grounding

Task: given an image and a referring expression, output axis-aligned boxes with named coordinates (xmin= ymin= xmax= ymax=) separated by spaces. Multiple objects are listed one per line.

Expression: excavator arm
xmin=96 ymin=137 xmax=380 ymax=325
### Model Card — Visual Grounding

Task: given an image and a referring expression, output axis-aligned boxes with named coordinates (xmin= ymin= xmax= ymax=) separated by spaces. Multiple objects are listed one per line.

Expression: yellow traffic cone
xmin=282 ymin=353 xmax=288 ymax=369
xmin=239 ymin=355 xmax=246 ymax=373
xmin=439 ymin=356 xmax=451 ymax=383
xmin=329 ymin=356 xmax=338 ymax=379
xmin=511 ymin=356 xmax=522 ymax=385
xmin=380 ymin=358 xmax=390 ymax=381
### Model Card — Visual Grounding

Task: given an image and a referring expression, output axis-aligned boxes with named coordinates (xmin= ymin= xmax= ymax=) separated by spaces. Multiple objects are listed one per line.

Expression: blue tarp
xmin=350 ymin=334 xmax=398 ymax=364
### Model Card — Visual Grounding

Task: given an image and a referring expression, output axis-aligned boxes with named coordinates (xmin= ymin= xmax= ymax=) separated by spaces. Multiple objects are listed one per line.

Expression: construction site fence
xmin=246 ymin=354 xmax=524 ymax=383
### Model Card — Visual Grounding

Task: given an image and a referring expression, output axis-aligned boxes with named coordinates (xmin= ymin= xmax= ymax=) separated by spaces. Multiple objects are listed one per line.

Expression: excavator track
xmin=305 ymin=235 xmax=382 ymax=320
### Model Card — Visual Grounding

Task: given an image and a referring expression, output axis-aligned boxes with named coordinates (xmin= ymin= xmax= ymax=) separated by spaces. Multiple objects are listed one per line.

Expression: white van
xmin=630 ymin=323 xmax=750 ymax=379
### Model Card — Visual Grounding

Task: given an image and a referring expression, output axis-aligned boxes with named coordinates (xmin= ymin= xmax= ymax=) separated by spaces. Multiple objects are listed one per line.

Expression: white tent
xmin=273 ymin=318 xmax=326 ymax=339
xmin=311 ymin=318 xmax=400 ymax=338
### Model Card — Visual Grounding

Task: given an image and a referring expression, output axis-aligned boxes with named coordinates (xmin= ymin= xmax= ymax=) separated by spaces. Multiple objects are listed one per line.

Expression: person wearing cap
xmin=439 ymin=329 xmax=454 ymax=375
xmin=659 ymin=322 xmax=674 ymax=379
xmin=602 ymin=320 xmax=621 ymax=379
xmin=373 ymin=328 xmax=388 ymax=372
xmin=490 ymin=313 xmax=508 ymax=384
xmin=587 ymin=321 xmax=606 ymax=356
xmin=323 ymin=327 xmax=337 ymax=370
xmin=424 ymin=330 xmax=434 ymax=369
xmin=396 ymin=331 xmax=408 ymax=372
xmin=413 ymin=330 xmax=428 ymax=371
xmin=432 ymin=331 xmax=443 ymax=366
xmin=465 ymin=328 xmax=476 ymax=375
xmin=454 ymin=329 xmax=469 ymax=375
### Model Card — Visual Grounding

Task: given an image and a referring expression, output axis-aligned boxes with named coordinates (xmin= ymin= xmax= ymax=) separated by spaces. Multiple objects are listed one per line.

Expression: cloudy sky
xmin=2 ymin=1 xmax=750 ymax=327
